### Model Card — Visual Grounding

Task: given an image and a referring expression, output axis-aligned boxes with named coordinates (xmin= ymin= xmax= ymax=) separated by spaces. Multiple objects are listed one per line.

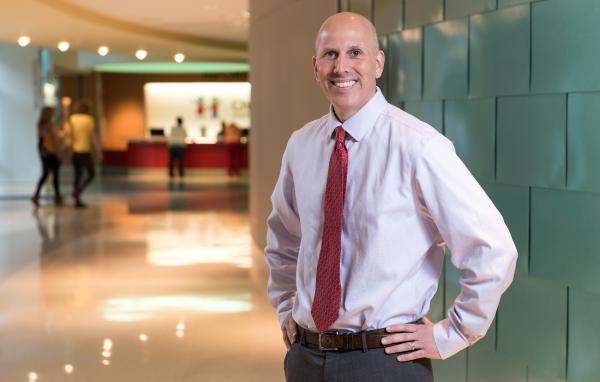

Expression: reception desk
xmin=103 ymin=141 xmax=248 ymax=169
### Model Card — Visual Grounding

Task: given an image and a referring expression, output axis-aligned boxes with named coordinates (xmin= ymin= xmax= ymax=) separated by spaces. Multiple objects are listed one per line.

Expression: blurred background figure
xmin=70 ymin=100 xmax=101 ymax=208
xmin=167 ymin=116 xmax=188 ymax=178
xmin=32 ymin=106 xmax=64 ymax=207
xmin=224 ymin=122 xmax=242 ymax=177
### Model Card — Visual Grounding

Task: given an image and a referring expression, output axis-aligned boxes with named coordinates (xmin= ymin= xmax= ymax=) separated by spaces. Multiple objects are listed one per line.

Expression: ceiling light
xmin=174 ymin=53 xmax=185 ymax=63
xmin=18 ymin=36 xmax=31 ymax=47
xmin=243 ymin=11 xmax=250 ymax=19
xmin=98 ymin=46 xmax=109 ymax=56
xmin=64 ymin=364 xmax=74 ymax=374
xmin=135 ymin=49 xmax=147 ymax=60
xmin=57 ymin=41 xmax=70 ymax=52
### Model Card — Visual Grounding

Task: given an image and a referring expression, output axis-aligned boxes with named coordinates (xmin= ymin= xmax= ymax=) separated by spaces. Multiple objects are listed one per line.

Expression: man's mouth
xmin=330 ymin=80 xmax=357 ymax=88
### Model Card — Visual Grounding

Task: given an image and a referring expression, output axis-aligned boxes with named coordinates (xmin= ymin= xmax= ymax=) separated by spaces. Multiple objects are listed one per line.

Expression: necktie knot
xmin=335 ymin=126 xmax=346 ymax=146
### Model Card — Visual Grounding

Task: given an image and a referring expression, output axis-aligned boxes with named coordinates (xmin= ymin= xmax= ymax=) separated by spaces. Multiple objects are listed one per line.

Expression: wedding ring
xmin=410 ymin=342 xmax=416 ymax=351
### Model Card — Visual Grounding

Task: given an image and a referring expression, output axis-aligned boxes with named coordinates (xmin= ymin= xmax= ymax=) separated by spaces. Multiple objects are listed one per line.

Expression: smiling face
xmin=313 ymin=13 xmax=385 ymax=122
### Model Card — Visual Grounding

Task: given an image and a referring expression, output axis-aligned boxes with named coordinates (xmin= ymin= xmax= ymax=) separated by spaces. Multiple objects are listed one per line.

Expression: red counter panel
xmin=103 ymin=142 xmax=248 ymax=169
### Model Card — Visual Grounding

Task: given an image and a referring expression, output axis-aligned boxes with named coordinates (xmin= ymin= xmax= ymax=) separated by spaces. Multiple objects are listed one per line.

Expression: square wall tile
xmin=483 ymin=183 xmax=529 ymax=278
xmin=350 ymin=0 xmax=373 ymax=20
xmin=532 ymin=0 xmax=600 ymax=93
xmin=428 ymin=277 xmax=445 ymax=322
xmin=374 ymin=0 xmax=403 ymax=34
xmin=377 ymin=35 xmax=389 ymax=97
xmin=497 ymin=278 xmax=567 ymax=379
xmin=432 ymin=351 xmax=467 ymax=382
xmin=446 ymin=0 xmax=496 ymax=20
xmin=404 ymin=0 xmax=443 ymax=28
xmin=568 ymin=288 xmax=600 ymax=382
xmin=444 ymin=98 xmax=494 ymax=181
xmin=470 ymin=5 xmax=530 ymax=97
xmin=530 ymin=187 xmax=600 ymax=294
xmin=388 ymin=28 xmax=423 ymax=103
xmin=403 ymin=100 xmax=443 ymax=132
xmin=567 ymin=92 xmax=600 ymax=192
xmin=496 ymin=94 xmax=566 ymax=188
xmin=424 ymin=18 xmax=468 ymax=100
xmin=339 ymin=0 xmax=351 ymax=12
xmin=468 ymin=344 xmax=527 ymax=382
xmin=498 ymin=0 xmax=534 ymax=7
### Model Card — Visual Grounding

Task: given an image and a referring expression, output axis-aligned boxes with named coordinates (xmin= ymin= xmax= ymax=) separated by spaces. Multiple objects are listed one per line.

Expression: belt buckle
xmin=318 ymin=331 xmax=339 ymax=351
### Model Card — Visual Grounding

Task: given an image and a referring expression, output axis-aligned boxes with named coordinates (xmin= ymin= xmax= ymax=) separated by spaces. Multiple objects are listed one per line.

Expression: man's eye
xmin=350 ymin=50 xmax=362 ymax=57
xmin=324 ymin=51 xmax=337 ymax=58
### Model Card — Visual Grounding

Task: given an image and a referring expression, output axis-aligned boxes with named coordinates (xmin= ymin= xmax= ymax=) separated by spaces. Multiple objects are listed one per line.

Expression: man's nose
xmin=333 ymin=56 xmax=349 ymax=73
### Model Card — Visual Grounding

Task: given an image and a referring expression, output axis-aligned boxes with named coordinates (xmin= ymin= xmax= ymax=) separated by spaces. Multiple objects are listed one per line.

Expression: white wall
xmin=144 ymin=82 xmax=251 ymax=141
xmin=249 ymin=0 xmax=336 ymax=283
xmin=0 ymin=44 xmax=40 ymax=184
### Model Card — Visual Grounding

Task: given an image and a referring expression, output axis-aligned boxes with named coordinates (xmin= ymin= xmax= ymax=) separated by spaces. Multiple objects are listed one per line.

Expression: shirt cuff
xmin=433 ymin=319 xmax=470 ymax=359
xmin=276 ymin=298 xmax=295 ymax=328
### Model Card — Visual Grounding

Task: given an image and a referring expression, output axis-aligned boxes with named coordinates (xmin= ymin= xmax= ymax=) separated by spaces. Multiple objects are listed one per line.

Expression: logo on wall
xmin=196 ymin=97 xmax=205 ymax=116
xmin=211 ymin=98 xmax=219 ymax=118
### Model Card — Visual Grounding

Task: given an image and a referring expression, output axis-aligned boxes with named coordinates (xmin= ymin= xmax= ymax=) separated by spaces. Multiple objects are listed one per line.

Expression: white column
xmin=0 ymin=44 xmax=40 ymax=185
xmin=249 ymin=0 xmax=337 ymax=285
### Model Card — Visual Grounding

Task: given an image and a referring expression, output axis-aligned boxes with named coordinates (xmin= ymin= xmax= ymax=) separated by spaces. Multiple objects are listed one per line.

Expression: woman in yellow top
xmin=32 ymin=107 xmax=63 ymax=206
xmin=69 ymin=101 xmax=101 ymax=208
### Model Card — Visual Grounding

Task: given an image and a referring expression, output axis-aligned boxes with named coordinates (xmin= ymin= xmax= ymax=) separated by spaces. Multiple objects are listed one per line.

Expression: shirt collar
xmin=325 ymin=87 xmax=388 ymax=142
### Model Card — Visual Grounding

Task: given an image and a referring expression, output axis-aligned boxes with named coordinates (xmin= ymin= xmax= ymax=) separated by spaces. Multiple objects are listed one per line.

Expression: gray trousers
xmin=284 ymin=342 xmax=434 ymax=382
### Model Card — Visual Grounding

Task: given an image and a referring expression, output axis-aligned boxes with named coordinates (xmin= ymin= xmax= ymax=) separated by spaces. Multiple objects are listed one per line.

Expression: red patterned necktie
xmin=311 ymin=126 xmax=348 ymax=333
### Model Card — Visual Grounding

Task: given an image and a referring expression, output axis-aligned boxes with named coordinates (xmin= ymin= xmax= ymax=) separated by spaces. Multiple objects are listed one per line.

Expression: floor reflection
xmin=0 ymin=174 xmax=283 ymax=381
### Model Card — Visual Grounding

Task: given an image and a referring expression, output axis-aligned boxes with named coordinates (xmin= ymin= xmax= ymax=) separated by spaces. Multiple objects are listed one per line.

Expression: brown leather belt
xmin=296 ymin=324 xmax=388 ymax=352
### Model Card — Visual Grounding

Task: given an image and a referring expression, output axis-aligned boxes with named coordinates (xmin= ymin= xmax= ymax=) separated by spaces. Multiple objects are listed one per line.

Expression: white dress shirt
xmin=265 ymin=88 xmax=517 ymax=359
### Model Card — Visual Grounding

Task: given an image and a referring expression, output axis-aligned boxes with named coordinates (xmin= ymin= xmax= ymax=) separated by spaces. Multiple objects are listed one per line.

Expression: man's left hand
xmin=381 ymin=316 xmax=442 ymax=362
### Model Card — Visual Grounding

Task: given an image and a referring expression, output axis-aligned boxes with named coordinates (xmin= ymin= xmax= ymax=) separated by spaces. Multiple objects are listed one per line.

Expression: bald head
xmin=315 ymin=12 xmax=379 ymax=54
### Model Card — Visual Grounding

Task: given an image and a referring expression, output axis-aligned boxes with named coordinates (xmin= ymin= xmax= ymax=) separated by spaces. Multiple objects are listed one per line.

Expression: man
xmin=265 ymin=12 xmax=517 ymax=381
xmin=70 ymin=100 xmax=102 ymax=208
xmin=168 ymin=116 xmax=188 ymax=178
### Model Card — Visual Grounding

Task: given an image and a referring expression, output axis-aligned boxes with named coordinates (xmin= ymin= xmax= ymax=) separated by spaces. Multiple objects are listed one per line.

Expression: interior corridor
xmin=0 ymin=174 xmax=284 ymax=381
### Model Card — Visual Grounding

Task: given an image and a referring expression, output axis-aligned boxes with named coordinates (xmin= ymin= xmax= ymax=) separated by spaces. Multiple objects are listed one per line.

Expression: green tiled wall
xmin=532 ymin=0 xmax=600 ymax=93
xmin=469 ymin=5 xmax=530 ymax=97
xmin=339 ymin=0 xmax=600 ymax=379
xmin=446 ymin=0 xmax=496 ymax=20
xmin=404 ymin=0 xmax=444 ymax=28
xmin=444 ymin=98 xmax=494 ymax=181
xmin=387 ymin=28 xmax=423 ymax=103
xmin=424 ymin=18 xmax=468 ymax=100
xmin=496 ymin=94 xmax=566 ymax=188
xmin=374 ymin=0 xmax=403 ymax=34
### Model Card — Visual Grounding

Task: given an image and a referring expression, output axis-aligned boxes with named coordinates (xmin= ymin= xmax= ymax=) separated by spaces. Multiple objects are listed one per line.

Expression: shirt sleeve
xmin=265 ymin=135 xmax=302 ymax=327
xmin=414 ymin=136 xmax=518 ymax=359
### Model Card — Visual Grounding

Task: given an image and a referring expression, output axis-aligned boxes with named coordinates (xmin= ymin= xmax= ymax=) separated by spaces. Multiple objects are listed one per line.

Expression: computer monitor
xmin=149 ymin=128 xmax=165 ymax=137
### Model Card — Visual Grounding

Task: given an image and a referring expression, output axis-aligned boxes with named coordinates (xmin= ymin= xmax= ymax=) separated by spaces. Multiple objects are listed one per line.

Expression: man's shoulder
xmin=380 ymin=103 xmax=448 ymax=149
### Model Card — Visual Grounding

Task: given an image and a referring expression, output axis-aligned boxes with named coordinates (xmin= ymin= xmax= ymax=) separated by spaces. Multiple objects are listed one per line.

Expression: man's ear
xmin=312 ymin=56 xmax=319 ymax=82
xmin=375 ymin=50 xmax=385 ymax=79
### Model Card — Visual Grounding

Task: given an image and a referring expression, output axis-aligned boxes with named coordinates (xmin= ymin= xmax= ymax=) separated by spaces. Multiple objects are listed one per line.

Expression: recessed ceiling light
xmin=57 ymin=41 xmax=70 ymax=52
xmin=18 ymin=36 xmax=31 ymax=47
xmin=98 ymin=46 xmax=109 ymax=56
xmin=174 ymin=53 xmax=185 ymax=63
xmin=135 ymin=49 xmax=147 ymax=60
xmin=64 ymin=364 xmax=74 ymax=374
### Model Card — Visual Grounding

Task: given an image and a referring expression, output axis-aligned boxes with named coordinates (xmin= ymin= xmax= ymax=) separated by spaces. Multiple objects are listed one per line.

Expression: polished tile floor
xmin=0 ymin=173 xmax=285 ymax=381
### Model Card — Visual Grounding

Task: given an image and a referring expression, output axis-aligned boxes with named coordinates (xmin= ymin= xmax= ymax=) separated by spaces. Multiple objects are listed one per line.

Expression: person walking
xmin=32 ymin=107 xmax=63 ymax=207
xmin=167 ymin=116 xmax=188 ymax=178
xmin=70 ymin=101 xmax=101 ymax=208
